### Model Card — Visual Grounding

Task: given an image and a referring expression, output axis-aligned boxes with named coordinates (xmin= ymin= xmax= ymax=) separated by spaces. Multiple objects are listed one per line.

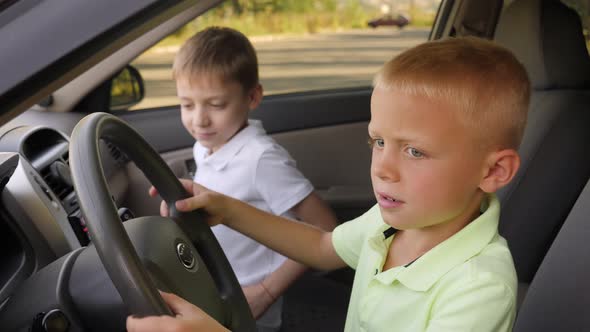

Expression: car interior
xmin=1 ymin=0 xmax=590 ymax=331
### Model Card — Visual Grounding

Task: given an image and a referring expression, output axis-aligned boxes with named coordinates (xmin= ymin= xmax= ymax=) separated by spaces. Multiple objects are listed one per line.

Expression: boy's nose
xmin=193 ymin=108 xmax=210 ymax=127
xmin=373 ymin=151 xmax=400 ymax=182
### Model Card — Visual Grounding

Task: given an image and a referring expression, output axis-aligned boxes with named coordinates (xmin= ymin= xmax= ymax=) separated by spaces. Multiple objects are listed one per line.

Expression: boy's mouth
xmin=376 ymin=192 xmax=404 ymax=208
xmin=196 ymin=132 xmax=215 ymax=139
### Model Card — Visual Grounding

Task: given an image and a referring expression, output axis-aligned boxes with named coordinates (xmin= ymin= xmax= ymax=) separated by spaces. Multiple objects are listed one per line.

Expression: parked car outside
xmin=367 ymin=14 xmax=410 ymax=28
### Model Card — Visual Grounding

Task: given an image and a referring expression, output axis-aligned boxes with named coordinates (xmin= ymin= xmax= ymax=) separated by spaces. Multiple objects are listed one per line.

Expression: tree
xmin=230 ymin=0 xmax=242 ymax=14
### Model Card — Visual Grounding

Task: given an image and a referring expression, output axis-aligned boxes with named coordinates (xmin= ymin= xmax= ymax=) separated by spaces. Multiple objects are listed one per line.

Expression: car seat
xmin=493 ymin=0 xmax=590 ymax=303
xmin=512 ymin=177 xmax=590 ymax=331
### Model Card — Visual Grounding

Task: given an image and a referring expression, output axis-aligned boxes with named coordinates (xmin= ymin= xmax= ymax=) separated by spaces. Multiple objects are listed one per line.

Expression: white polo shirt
xmin=193 ymin=119 xmax=314 ymax=286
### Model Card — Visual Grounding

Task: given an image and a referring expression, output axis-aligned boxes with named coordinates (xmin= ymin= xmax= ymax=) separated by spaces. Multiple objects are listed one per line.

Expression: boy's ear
xmin=479 ymin=149 xmax=521 ymax=193
xmin=247 ymin=84 xmax=264 ymax=111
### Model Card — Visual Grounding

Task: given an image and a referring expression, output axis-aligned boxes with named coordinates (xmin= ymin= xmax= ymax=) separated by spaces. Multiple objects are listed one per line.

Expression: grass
xmin=409 ymin=8 xmax=438 ymax=27
xmin=153 ymin=5 xmax=437 ymax=48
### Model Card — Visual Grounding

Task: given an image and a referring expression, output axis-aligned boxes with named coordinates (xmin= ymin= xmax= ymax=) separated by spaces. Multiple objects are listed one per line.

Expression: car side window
xmin=561 ymin=0 xmax=590 ymax=53
xmin=126 ymin=0 xmax=442 ymax=111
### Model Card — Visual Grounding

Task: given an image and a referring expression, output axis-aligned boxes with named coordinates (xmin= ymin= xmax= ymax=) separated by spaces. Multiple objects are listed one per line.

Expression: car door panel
xmin=272 ymin=122 xmax=374 ymax=222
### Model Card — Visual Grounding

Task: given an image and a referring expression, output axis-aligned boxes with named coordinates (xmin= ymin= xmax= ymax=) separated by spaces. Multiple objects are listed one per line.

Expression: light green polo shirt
xmin=332 ymin=194 xmax=517 ymax=332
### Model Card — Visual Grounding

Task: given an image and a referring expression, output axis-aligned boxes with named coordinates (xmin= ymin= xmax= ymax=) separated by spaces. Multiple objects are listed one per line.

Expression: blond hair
xmin=173 ymin=26 xmax=259 ymax=92
xmin=374 ymin=37 xmax=530 ymax=149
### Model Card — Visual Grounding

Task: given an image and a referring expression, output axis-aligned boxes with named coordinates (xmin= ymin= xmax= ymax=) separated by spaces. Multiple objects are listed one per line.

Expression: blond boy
xmin=170 ymin=26 xmax=338 ymax=331
xmin=129 ymin=36 xmax=529 ymax=332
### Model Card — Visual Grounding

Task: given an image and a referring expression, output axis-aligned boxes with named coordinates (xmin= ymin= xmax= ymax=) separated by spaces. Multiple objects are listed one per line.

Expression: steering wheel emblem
xmin=176 ymin=242 xmax=196 ymax=270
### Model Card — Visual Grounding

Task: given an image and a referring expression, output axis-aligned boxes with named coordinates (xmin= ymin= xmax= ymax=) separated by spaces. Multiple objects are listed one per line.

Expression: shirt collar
xmin=370 ymin=194 xmax=500 ymax=292
xmin=194 ymin=119 xmax=265 ymax=171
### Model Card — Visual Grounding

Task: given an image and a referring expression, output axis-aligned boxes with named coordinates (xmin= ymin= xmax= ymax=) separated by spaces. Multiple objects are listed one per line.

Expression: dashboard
xmin=0 ymin=126 xmax=130 ymax=308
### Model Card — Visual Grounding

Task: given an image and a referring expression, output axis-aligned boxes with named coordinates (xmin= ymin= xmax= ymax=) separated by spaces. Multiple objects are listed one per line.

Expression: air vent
xmin=40 ymin=152 xmax=73 ymax=201
xmin=105 ymin=141 xmax=128 ymax=166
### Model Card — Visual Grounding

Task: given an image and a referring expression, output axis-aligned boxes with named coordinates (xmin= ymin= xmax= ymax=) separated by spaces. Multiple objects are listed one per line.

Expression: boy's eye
xmin=367 ymin=137 xmax=384 ymax=148
xmin=406 ymin=147 xmax=424 ymax=158
xmin=210 ymin=102 xmax=226 ymax=108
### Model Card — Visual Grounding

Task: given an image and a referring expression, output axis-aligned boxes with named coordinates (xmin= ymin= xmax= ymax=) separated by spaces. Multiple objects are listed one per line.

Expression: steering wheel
xmin=68 ymin=112 xmax=255 ymax=331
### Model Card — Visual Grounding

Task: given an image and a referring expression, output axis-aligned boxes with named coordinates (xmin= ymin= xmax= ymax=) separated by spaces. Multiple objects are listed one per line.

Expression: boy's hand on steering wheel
xmin=126 ymin=291 xmax=229 ymax=332
xmin=148 ymin=179 xmax=227 ymax=226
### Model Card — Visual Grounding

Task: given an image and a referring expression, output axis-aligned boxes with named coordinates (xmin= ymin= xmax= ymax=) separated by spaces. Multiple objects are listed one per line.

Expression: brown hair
xmin=173 ymin=26 xmax=259 ymax=92
xmin=374 ymin=36 xmax=530 ymax=149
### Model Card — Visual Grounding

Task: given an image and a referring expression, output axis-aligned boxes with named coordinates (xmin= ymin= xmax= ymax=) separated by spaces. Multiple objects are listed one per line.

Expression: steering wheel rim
xmin=69 ymin=112 xmax=255 ymax=330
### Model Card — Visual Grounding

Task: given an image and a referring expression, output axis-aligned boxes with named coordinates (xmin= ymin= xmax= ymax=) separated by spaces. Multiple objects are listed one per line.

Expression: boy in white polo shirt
xmin=167 ymin=26 xmax=338 ymax=331
xmin=129 ymin=37 xmax=529 ymax=332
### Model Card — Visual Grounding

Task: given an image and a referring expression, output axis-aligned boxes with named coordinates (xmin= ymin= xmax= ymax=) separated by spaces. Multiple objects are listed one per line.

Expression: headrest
xmin=495 ymin=0 xmax=590 ymax=89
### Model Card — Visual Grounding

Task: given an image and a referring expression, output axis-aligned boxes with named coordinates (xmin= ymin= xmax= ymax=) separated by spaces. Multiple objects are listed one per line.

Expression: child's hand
xmin=148 ymin=179 xmax=228 ymax=226
xmin=126 ymin=291 xmax=229 ymax=332
xmin=242 ymin=283 xmax=275 ymax=319
xmin=149 ymin=178 xmax=196 ymax=217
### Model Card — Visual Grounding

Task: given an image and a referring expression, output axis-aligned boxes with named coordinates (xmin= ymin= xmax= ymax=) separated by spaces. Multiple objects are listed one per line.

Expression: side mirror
xmin=110 ymin=65 xmax=145 ymax=111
